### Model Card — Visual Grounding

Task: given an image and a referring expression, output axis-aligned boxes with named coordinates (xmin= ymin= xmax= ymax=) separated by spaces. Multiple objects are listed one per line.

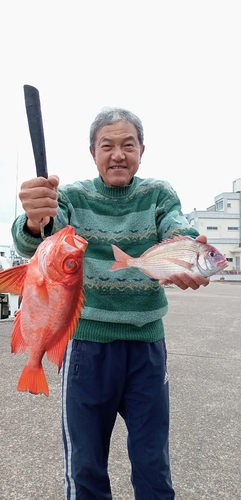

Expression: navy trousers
xmin=62 ymin=338 xmax=175 ymax=500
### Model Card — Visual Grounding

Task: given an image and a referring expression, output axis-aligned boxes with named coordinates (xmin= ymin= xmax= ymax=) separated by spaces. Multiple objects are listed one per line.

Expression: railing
xmin=222 ymin=269 xmax=241 ymax=275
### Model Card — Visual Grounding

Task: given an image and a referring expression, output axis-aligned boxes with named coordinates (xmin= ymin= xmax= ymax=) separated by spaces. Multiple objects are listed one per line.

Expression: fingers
xmin=168 ymin=273 xmax=210 ymax=290
xmin=20 ymin=176 xmax=59 ymax=202
xmin=158 ymin=279 xmax=173 ymax=285
xmin=19 ymin=176 xmax=59 ymax=222
xmin=169 ymin=235 xmax=209 ymax=289
xmin=20 ymin=195 xmax=58 ymax=219
xmin=47 ymin=175 xmax=59 ymax=188
xmin=196 ymin=234 xmax=207 ymax=244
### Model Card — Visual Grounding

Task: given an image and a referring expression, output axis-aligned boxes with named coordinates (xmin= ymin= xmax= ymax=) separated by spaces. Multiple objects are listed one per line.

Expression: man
xmin=12 ymin=107 xmax=209 ymax=500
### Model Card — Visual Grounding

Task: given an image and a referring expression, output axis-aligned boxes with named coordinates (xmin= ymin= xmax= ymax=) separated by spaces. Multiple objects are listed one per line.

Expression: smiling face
xmin=90 ymin=121 xmax=145 ymax=186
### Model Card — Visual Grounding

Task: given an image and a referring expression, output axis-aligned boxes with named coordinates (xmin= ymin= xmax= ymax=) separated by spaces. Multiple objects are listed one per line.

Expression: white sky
xmin=1 ymin=0 xmax=241 ymax=245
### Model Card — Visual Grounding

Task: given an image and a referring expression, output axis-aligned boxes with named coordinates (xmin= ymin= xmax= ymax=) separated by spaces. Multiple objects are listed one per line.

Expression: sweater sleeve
xmin=11 ymin=214 xmax=54 ymax=258
xmin=11 ymin=188 xmax=73 ymax=258
xmin=52 ymin=188 xmax=73 ymax=231
xmin=155 ymin=181 xmax=199 ymax=241
xmin=11 ymin=214 xmax=53 ymax=259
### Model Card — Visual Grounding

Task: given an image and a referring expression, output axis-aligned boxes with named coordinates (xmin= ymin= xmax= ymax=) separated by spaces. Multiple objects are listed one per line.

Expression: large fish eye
xmin=209 ymin=251 xmax=216 ymax=258
xmin=63 ymin=258 xmax=79 ymax=273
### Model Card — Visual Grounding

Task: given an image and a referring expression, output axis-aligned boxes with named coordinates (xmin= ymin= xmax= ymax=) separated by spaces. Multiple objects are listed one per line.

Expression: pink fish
xmin=0 ymin=226 xmax=88 ymax=396
xmin=110 ymin=235 xmax=228 ymax=283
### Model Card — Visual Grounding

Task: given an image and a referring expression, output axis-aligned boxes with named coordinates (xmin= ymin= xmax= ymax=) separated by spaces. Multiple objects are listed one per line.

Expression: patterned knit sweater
xmin=11 ymin=176 xmax=199 ymax=342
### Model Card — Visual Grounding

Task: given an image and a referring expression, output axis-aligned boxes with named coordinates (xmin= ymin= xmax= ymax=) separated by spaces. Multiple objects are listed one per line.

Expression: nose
xmin=111 ymin=146 xmax=125 ymax=161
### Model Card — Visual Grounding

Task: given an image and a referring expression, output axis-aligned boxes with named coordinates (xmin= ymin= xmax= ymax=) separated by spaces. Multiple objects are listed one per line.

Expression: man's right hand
xmin=19 ymin=175 xmax=59 ymax=235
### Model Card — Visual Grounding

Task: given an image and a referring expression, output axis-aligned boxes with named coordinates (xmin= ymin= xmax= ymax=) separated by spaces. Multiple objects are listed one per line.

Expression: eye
xmin=209 ymin=251 xmax=216 ymax=258
xmin=63 ymin=258 xmax=79 ymax=273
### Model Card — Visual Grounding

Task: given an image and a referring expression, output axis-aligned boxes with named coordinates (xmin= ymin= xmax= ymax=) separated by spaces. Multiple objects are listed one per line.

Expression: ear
xmin=90 ymin=147 xmax=96 ymax=163
xmin=139 ymin=145 xmax=145 ymax=163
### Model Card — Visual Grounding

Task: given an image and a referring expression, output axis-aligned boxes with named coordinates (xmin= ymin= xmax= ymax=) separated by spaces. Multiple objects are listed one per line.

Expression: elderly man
xmin=12 ymin=107 xmax=208 ymax=500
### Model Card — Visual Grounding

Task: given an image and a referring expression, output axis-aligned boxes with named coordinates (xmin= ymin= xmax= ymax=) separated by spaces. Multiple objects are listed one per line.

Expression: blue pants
xmin=62 ymin=339 xmax=175 ymax=500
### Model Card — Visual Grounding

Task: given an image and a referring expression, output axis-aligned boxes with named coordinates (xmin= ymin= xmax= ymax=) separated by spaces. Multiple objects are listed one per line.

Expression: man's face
xmin=90 ymin=121 xmax=145 ymax=186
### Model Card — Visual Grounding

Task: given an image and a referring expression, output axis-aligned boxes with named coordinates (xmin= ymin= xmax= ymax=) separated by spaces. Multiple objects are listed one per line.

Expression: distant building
xmin=0 ymin=246 xmax=28 ymax=267
xmin=0 ymin=246 xmax=11 ymax=258
xmin=0 ymin=252 xmax=12 ymax=271
xmin=186 ymin=178 xmax=241 ymax=272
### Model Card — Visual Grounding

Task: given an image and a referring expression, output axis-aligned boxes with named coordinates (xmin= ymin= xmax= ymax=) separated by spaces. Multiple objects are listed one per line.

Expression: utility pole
xmin=14 ymin=152 xmax=19 ymax=220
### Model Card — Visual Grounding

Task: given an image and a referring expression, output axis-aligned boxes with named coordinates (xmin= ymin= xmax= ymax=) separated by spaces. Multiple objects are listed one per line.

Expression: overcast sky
xmin=1 ymin=0 xmax=241 ymax=246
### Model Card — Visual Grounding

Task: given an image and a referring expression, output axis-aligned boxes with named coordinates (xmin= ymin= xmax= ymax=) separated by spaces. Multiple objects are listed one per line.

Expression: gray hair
xmin=89 ymin=107 xmax=144 ymax=151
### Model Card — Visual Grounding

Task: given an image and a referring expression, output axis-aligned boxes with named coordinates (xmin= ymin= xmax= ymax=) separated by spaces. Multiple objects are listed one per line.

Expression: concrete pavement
xmin=0 ymin=282 xmax=240 ymax=499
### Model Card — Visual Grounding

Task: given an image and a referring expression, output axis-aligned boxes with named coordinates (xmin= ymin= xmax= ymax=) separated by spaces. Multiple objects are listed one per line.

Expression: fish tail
xmin=17 ymin=364 xmax=50 ymax=397
xmin=110 ymin=245 xmax=132 ymax=271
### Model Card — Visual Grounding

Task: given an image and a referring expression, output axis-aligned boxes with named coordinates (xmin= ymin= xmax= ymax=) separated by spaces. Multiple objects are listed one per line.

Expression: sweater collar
xmin=94 ymin=175 xmax=137 ymax=198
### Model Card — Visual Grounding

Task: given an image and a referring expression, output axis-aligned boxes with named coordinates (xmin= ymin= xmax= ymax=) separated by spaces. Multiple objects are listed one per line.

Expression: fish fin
xmin=11 ymin=311 xmax=27 ymax=354
xmin=110 ymin=245 xmax=131 ymax=271
xmin=161 ymin=235 xmax=193 ymax=245
xmin=47 ymin=337 xmax=69 ymax=371
xmin=17 ymin=364 xmax=49 ymax=396
xmin=47 ymin=288 xmax=85 ymax=370
xmin=164 ymin=257 xmax=193 ymax=271
xmin=141 ymin=235 xmax=193 ymax=257
xmin=0 ymin=264 xmax=27 ymax=294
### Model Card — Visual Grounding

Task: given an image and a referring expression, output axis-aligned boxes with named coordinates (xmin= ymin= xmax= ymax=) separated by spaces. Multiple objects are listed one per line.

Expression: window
xmin=227 ymin=227 xmax=238 ymax=231
xmin=207 ymin=226 xmax=218 ymax=230
xmin=216 ymin=200 xmax=223 ymax=210
xmin=226 ymin=258 xmax=233 ymax=262
xmin=227 ymin=203 xmax=231 ymax=208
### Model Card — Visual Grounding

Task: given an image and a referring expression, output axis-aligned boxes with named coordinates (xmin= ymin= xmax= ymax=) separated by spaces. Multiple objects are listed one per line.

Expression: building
xmin=0 ymin=252 xmax=19 ymax=318
xmin=0 ymin=250 xmax=27 ymax=318
xmin=0 ymin=247 xmax=28 ymax=267
xmin=0 ymin=245 xmax=11 ymax=258
xmin=186 ymin=178 xmax=241 ymax=272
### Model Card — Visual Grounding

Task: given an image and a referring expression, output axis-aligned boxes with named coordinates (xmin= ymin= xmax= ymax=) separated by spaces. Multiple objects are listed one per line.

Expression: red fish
xmin=110 ymin=235 xmax=228 ymax=283
xmin=0 ymin=226 xmax=88 ymax=396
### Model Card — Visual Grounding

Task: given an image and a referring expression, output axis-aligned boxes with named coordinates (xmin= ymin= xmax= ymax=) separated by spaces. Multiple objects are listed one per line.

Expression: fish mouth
xmin=218 ymin=260 xmax=228 ymax=269
xmin=65 ymin=234 xmax=88 ymax=251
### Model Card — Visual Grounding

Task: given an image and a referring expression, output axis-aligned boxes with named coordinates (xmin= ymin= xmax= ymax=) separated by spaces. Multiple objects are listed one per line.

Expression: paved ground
xmin=0 ymin=282 xmax=240 ymax=499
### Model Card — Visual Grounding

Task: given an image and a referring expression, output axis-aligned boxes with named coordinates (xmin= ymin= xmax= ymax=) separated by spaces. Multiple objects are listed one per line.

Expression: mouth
xmin=109 ymin=165 xmax=127 ymax=170
xmin=218 ymin=259 xmax=228 ymax=269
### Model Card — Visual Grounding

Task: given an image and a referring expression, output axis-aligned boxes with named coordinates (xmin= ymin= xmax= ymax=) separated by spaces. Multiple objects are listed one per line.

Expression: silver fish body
xmin=110 ymin=235 xmax=228 ymax=283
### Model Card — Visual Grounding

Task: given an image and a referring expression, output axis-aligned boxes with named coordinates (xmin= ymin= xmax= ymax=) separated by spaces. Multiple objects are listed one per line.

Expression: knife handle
xmin=23 ymin=85 xmax=48 ymax=179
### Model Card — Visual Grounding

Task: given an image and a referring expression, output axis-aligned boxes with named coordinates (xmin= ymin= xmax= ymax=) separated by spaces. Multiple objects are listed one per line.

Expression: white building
xmin=0 ymin=249 xmax=27 ymax=318
xmin=186 ymin=178 xmax=241 ymax=272
xmin=0 ymin=252 xmax=19 ymax=318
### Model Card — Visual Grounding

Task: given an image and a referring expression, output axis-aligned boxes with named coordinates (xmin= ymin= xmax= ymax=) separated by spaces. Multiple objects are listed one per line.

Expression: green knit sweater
xmin=11 ymin=176 xmax=199 ymax=342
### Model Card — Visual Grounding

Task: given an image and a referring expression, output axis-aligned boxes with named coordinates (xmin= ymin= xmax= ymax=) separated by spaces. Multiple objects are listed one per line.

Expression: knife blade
xmin=23 ymin=84 xmax=48 ymax=178
xmin=23 ymin=84 xmax=48 ymax=238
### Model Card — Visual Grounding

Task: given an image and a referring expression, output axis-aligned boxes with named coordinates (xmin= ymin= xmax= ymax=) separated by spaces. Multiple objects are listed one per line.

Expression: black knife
xmin=23 ymin=84 xmax=48 ymax=179
xmin=23 ymin=85 xmax=48 ymax=238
